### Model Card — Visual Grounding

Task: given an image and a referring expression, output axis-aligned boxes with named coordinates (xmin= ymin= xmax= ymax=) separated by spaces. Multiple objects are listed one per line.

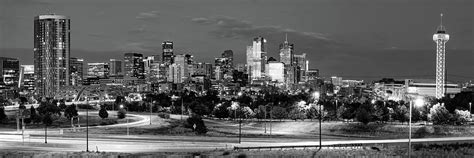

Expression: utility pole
xmin=86 ymin=107 xmax=89 ymax=152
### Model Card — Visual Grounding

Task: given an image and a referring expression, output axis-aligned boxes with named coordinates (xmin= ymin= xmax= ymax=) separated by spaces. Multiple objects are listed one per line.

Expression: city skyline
xmin=0 ymin=0 xmax=473 ymax=81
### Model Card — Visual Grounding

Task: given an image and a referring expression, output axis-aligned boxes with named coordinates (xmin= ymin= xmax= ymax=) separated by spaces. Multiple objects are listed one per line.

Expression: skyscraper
xmin=246 ymin=36 xmax=266 ymax=81
xmin=174 ymin=54 xmax=190 ymax=80
xmin=34 ymin=14 xmax=70 ymax=97
xmin=20 ymin=65 xmax=35 ymax=94
xmin=433 ymin=13 xmax=449 ymax=99
xmin=293 ymin=53 xmax=308 ymax=82
xmin=124 ymin=53 xmax=145 ymax=79
xmin=222 ymin=50 xmax=234 ymax=67
xmin=0 ymin=57 xmax=20 ymax=90
xmin=87 ymin=63 xmax=110 ymax=78
xmin=109 ymin=59 xmax=123 ymax=77
xmin=70 ymin=57 xmax=84 ymax=86
xmin=279 ymin=34 xmax=294 ymax=66
xmin=162 ymin=41 xmax=174 ymax=65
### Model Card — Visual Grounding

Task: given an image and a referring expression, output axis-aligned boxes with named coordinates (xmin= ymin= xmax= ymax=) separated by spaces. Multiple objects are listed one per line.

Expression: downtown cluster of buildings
xmin=0 ymin=14 xmax=322 ymax=100
xmin=0 ymin=14 xmax=472 ymax=102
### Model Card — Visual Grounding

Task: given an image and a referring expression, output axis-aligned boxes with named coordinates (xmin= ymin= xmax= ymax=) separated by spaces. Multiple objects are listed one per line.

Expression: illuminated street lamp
xmin=237 ymin=92 xmax=243 ymax=144
xmin=409 ymin=97 xmax=425 ymax=157
xmin=120 ymin=104 xmax=129 ymax=136
xmin=312 ymin=92 xmax=321 ymax=149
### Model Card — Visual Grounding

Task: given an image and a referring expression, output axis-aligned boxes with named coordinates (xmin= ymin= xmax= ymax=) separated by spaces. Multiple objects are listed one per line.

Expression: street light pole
xmin=319 ymin=101 xmax=322 ymax=149
xmin=408 ymin=100 xmax=412 ymax=157
xmin=239 ymin=106 xmax=242 ymax=144
xmin=86 ymin=107 xmax=89 ymax=152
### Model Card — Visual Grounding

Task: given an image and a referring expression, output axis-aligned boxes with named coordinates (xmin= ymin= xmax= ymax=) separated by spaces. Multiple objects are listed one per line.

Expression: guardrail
xmin=234 ymin=143 xmax=370 ymax=151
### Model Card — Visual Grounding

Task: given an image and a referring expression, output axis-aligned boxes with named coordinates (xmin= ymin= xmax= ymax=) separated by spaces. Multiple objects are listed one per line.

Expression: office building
xmin=124 ymin=53 xmax=145 ymax=79
xmin=162 ymin=41 xmax=174 ymax=65
xmin=34 ymin=14 xmax=70 ymax=97
xmin=87 ymin=63 xmax=109 ymax=78
xmin=246 ymin=36 xmax=267 ymax=81
xmin=0 ymin=57 xmax=20 ymax=90
xmin=109 ymin=59 xmax=123 ymax=77
xmin=70 ymin=57 xmax=84 ymax=86
xmin=267 ymin=62 xmax=284 ymax=83
xmin=20 ymin=65 xmax=35 ymax=94
xmin=279 ymin=34 xmax=294 ymax=66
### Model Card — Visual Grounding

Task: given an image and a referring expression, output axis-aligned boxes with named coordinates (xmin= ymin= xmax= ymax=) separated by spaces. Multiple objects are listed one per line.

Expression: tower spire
xmin=437 ymin=13 xmax=446 ymax=33
xmin=285 ymin=33 xmax=288 ymax=43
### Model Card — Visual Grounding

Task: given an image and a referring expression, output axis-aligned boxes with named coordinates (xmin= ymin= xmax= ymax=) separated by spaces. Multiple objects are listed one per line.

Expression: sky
xmin=0 ymin=0 xmax=473 ymax=82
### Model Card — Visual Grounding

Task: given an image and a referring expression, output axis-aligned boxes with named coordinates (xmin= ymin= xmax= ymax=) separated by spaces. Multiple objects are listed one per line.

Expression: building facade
xmin=162 ymin=41 xmax=174 ymax=65
xmin=87 ymin=63 xmax=110 ymax=78
xmin=246 ymin=36 xmax=266 ymax=81
xmin=109 ymin=59 xmax=123 ymax=77
xmin=70 ymin=57 xmax=83 ymax=86
xmin=124 ymin=53 xmax=145 ymax=79
xmin=34 ymin=14 xmax=71 ymax=97
xmin=279 ymin=35 xmax=294 ymax=66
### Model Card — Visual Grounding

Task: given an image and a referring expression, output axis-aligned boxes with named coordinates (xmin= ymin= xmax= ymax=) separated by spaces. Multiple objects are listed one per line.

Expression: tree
xmin=189 ymin=101 xmax=209 ymax=116
xmin=117 ymin=108 xmax=126 ymax=119
xmin=64 ymin=104 xmax=78 ymax=120
xmin=271 ymin=106 xmax=288 ymax=120
xmin=212 ymin=103 xmax=229 ymax=119
xmin=99 ymin=107 xmax=109 ymax=119
xmin=429 ymin=103 xmax=451 ymax=125
xmin=288 ymin=108 xmax=306 ymax=121
xmin=37 ymin=100 xmax=61 ymax=126
xmin=58 ymin=100 xmax=67 ymax=111
xmin=356 ymin=108 xmax=372 ymax=125
xmin=393 ymin=105 xmax=408 ymax=124
xmin=30 ymin=105 xmax=41 ymax=124
xmin=185 ymin=115 xmax=208 ymax=134
xmin=0 ymin=107 xmax=6 ymax=123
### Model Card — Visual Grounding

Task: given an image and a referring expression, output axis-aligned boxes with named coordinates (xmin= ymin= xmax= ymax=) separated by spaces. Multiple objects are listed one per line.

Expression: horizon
xmin=0 ymin=0 xmax=473 ymax=82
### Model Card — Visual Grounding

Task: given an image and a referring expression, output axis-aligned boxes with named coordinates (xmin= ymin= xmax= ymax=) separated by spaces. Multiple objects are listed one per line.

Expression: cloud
xmin=191 ymin=16 xmax=344 ymax=51
xmin=136 ymin=10 xmax=159 ymax=20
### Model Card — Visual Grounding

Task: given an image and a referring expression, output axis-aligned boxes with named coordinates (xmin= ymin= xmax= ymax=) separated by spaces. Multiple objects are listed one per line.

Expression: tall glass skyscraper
xmin=34 ymin=14 xmax=70 ymax=97
xmin=162 ymin=41 xmax=174 ymax=65
xmin=124 ymin=53 xmax=145 ymax=79
xmin=279 ymin=34 xmax=294 ymax=66
xmin=246 ymin=36 xmax=266 ymax=81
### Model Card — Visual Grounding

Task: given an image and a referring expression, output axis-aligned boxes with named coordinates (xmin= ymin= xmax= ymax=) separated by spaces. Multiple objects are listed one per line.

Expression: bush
xmin=453 ymin=109 xmax=470 ymax=125
xmin=99 ymin=107 xmax=109 ymax=119
xmin=185 ymin=115 xmax=207 ymax=134
xmin=0 ymin=107 xmax=7 ymax=123
xmin=117 ymin=109 xmax=126 ymax=119
xmin=157 ymin=112 xmax=170 ymax=119
xmin=429 ymin=103 xmax=451 ymax=125
xmin=414 ymin=127 xmax=431 ymax=138
xmin=64 ymin=104 xmax=78 ymax=119
xmin=356 ymin=108 xmax=371 ymax=125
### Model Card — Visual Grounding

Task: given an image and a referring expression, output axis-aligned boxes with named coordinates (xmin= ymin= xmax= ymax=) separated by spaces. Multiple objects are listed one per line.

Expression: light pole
xmin=120 ymin=104 xmax=129 ymax=136
xmin=236 ymin=92 xmax=243 ymax=144
xmin=312 ymin=92 xmax=321 ymax=149
xmin=409 ymin=97 xmax=424 ymax=157
xmin=86 ymin=105 xmax=89 ymax=152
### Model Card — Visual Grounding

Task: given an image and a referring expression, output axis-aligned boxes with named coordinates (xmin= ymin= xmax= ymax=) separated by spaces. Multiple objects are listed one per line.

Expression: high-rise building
xmin=331 ymin=76 xmax=343 ymax=86
xmin=193 ymin=63 xmax=213 ymax=78
xmin=222 ymin=50 xmax=234 ymax=67
xmin=279 ymin=34 xmax=294 ymax=66
xmin=87 ymin=63 xmax=109 ymax=78
xmin=20 ymin=65 xmax=35 ymax=94
xmin=168 ymin=63 xmax=182 ymax=83
xmin=433 ymin=13 xmax=449 ymax=99
xmin=109 ymin=59 xmax=123 ymax=77
xmin=124 ymin=53 xmax=145 ymax=79
xmin=34 ymin=14 xmax=70 ymax=97
xmin=162 ymin=41 xmax=174 ymax=65
xmin=174 ymin=54 xmax=190 ymax=80
xmin=267 ymin=62 xmax=284 ymax=83
xmin=144 ymin=55 xmax=160 ymax=80
xmin=246 ymin=36 xmax=266 ymax=81
xmin=0 ymin=57 xmax=20 ymax=90
xmin=293 ymin=53 xmax=308 ymax=82
xmin=306 ymin=69 xmax=320 ymax=81
xmin=69 ymin=57 xmax=84 ymax=86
